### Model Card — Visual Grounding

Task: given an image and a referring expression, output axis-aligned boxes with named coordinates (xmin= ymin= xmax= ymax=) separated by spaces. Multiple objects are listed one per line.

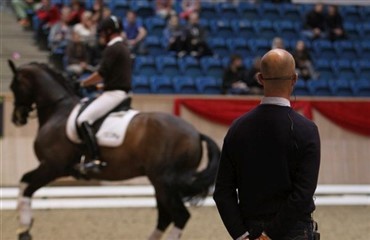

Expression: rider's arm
xmin=80 ymin=72 xmax=102 ymax=87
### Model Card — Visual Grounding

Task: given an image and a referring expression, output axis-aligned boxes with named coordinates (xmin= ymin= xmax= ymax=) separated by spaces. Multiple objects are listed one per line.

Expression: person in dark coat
xmin=326 ymin=5 xmax=346 ymax=41
xmin=214 ymin=49 xmax=321 ymax=240
xmin=302 ymin=3 xmax=326 ymax=39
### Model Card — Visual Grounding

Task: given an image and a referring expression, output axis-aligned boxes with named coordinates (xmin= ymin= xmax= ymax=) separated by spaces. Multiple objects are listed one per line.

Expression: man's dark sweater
xmin=214 ymin=104 xmax=320 ymax=239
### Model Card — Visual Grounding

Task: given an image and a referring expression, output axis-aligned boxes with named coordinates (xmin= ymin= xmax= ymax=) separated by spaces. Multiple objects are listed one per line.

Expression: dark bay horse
xmin=8 ymin=60 xmax=220 ymax=240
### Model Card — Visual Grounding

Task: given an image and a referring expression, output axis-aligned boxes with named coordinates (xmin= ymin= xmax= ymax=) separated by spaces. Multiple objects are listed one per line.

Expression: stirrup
xmin=76 ymin=158 xmax=107 ymax=174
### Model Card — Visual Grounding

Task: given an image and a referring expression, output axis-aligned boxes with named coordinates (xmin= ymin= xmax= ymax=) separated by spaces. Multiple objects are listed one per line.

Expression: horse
xmin=8 ymin=60 xmax=221 ymax=240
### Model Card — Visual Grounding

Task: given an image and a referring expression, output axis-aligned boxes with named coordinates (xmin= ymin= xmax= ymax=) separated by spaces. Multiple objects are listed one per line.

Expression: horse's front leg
xmin=17 ymin=162 xmax=66 ymax=240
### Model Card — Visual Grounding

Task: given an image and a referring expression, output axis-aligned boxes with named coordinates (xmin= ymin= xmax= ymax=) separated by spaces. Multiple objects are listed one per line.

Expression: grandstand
xmin=16 ymin=0 xmax=368 ymax=96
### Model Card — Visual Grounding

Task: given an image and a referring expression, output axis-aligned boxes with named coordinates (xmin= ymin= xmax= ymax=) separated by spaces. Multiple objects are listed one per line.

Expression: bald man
xmin=214 ymin=49 xmax=321 ymax=240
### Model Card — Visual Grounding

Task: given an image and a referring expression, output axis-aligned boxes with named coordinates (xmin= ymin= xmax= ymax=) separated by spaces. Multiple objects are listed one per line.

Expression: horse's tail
xmin=176 ymin=133 xmax=221 ymax=202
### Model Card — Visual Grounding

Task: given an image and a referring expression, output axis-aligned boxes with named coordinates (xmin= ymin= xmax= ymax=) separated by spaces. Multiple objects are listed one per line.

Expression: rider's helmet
xmin=97 ymin=15 xmax=122 ymax=40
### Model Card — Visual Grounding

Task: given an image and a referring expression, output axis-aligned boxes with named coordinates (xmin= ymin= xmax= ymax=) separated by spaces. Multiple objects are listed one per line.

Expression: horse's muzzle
xmin=12 ymin=107 xmax=29 ymax=126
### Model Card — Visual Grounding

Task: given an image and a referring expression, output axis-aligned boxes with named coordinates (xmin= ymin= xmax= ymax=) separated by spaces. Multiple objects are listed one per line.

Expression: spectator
xmin=73 ymin=11 xmax=96 ymax=47
xmin=91 ymin=0 xmax=111 ymax=24
xmin=302 ymin=3 xmax=326 ymax=39
xmin=66 ymin=30 xmax=93 ymax=76
xmin=180 ymin=0 xmax=200 ymax=19
xmin=246 ymin=56 xmax=263 ymax=95
xmin=156 ymin=0 xmax=175 ymax=19
xmin=293 ymin=40 xmax=319 ymax=81
xmin=184 ymin=12 xmax=212 ymax=57
xmin=271 ymin=37 xmax=285 ymax=49
xmin=11 ymin=0 xmax=38 ymax=27
xmin=35 ymin=0 xmax=60 ymax=50
xmin=48 ymin=6 xmax=72 ymax=52
xmin=123 ymin=10 xmax=147 ymax=55
xmin=163 ymin=15 xmax=186 ymax=57
xmin=222 ymin=54 xmax=249 ymax=95
xmin=326 ymin=5 xmax=346 ymax=41
xmin=66 ymin=0 xmax=84 ymax=26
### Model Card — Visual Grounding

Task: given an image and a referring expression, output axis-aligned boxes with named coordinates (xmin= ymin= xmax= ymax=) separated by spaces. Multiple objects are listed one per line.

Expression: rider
xmin=77 ymin=15 xmax=132 ymax=173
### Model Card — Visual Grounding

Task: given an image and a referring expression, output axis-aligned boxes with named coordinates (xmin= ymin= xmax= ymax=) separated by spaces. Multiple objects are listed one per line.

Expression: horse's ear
xmin=8 ymin=59 xmax=17 ymax=76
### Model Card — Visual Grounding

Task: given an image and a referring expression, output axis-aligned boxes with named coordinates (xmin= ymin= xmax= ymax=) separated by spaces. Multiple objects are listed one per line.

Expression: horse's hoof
xmin=18 ymin=231 xmax=32 ymax=240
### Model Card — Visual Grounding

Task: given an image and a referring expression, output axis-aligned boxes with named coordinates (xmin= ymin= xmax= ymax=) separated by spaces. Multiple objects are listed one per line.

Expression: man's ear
xmin=291 ymin=73 xmax=298 ymax=87
xmin=257 ymin=72 xmax=264 ymax=86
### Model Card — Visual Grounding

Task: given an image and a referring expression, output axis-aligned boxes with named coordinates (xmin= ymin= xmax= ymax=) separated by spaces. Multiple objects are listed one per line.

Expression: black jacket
xmin=214 ymin=104 xmax=321 ymax=239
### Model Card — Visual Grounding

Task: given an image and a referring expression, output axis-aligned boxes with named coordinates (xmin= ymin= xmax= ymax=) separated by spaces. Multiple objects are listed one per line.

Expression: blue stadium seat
xmin=211 ymin=19 xmax=234 ymax=38
xmin=238 ymin=3 xmax=260 ymax=19
xmin=199 ymin=19 xmax=212 ymax=34
xmin=135 ymin=56 xmax=157 ymax=76
xmin=294 ymin=79 xmax=310 ymax=96
xmin=340 ymin=5 xmax=362 ymax=23
xmin=243 ymin=57 xmax=254 ymax=69
xmin=253 ymin=20 xmax=277 ymax=39
xmin=281 ymin=3 xmax=302 ymax=21
xmin=179 ymin=57 xmax=203 ymax=77
xmin=218 ymin=2 xmax=239 ymax=19
xmin=362 ymin=7 xmax=370 ymax=21
xmin=200 ymin=57 xmax=224 ymax=78
xmin=145 ymin=17 xmax=166 ymax=37
xmin=344 ymin=22 xmax=362 ymax=40
xmin=334 ymin=40 xmax=358 ymax=59
xmin=132 ymin=76 xmax=151 ymax=93
xmin=231 ymin=20 xmax=255 ymax=38
xmin=329 ymin=79 xmax=353 ymax=97
xmin=226 ymin=38 xmax=252 ymax=57
xmin=195 ymin=76 xmax=222 ymax=94
xmin=156 ymin=56 xmax=179 ymax=77
xmin=332 ymin=59 xmax=358 ymax=80
xmin=110 ymin=0 xmax=130 ymax=19
xmin=150 ymin=76 xmax=174 ymax=93
xmin=362 ymin=23 xmax=370 ymax=39
xmin=351 ymin=80 xmax=370 ymax=96
xmin=145 ymin=36 xmax=164 ymax=55
xmin=307 ymin=79 xmax=333 ymax=96
xmin=312 ymin=40 xmax=337 ymax=59
xmin=200 ymin=2 xmax=218 ymax=19
xmin=130 ymin=0 xmax=154 ymax=18
xmin=358 ymin=41 xmax=370 ymax=60
xmin=274 ymin=21 xmax=299 ymax=40
xmin=173 ymin=76 xmax=198 ymax=94
xmin=357 ymin=59 xmax=370 ymax=79
xmin=314 ymin=59 xmax=335 ymax=80
xmin=208 ymin=37 xmax=229 ymax=56
xmin=260 ymin=3 xmax=282 ymax=19
xmin=249 ymin=39 xmax=270 ymax=57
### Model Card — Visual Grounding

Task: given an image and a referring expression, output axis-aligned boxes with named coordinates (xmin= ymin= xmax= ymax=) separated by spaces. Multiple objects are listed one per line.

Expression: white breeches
xmin=77 ymin=90 xmax=128 ymax=126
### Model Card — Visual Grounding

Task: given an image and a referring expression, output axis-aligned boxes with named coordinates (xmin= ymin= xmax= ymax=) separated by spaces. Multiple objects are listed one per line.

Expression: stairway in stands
xmin=0 ymin=5 xmax=49 ymax=93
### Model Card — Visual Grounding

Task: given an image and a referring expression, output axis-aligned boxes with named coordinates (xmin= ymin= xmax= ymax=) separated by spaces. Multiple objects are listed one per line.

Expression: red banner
xmin=174 ymin=98 xmax=370 ymax=136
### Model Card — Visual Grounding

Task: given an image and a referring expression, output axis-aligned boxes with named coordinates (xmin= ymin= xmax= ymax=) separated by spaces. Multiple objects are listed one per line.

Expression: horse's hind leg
xmin=165 ymin=193 xmax=190 ymax=240
xmin=17 ymin=163 xmax=65 ymax=240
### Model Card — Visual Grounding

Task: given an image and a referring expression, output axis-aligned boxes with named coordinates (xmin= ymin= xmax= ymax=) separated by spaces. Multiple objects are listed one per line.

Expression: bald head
xmin=258 ymin=49 xmax=298 ymax=98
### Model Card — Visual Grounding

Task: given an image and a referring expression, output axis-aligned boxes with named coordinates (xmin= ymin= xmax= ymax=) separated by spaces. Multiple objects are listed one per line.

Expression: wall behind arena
xmin=1 ymin=94 xmax=370 ymax=186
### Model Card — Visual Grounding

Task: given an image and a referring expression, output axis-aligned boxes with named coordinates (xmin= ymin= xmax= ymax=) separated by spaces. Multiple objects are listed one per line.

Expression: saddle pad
xmin=66 ymin=104 xmax=139 ymax=147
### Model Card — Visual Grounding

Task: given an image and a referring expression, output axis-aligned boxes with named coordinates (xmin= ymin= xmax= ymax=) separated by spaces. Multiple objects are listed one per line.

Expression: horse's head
xmin=8 ymin=60 xmax=35 ymax=126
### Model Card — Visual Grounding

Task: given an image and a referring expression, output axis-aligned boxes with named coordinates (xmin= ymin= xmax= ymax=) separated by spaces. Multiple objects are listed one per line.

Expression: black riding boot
xmin=77 ymin=121 xmax=107 ymax=174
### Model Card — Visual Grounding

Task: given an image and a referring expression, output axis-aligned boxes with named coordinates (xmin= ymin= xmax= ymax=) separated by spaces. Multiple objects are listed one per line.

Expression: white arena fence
xmin=1 ymin=185 xmax=369 ymax=210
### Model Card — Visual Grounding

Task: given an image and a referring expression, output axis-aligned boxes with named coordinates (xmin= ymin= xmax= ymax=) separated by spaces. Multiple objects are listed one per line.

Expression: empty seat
xmin=344 ymin=22 xmax=362 ymax=40
xmin=210 ymin=19 xmax=234 ymax=38
xmin=253 ymin=20 xmax=277 ymax=38
xmin=156 ymin=56 xmax=179 ymax=77
xmin=145 ymin=36 xmax=164 ymax=55
xmin=195 ymin=76 xmax=222 ymax=94
xmin=132 ymin=75 xmax=151 ymax=93
xmin=274 ymin=21 xmax=299 ymax=39
xmin=179 ymin=57 xmax=203 ymax=77
xmin=231 ymin=19 xmax=255 ymax=38
xmin=150 ymin=76 xmax=174 ymax=93
xmin=135 ymin=56 xmax=157 ymax=76
xmin=173 ymin=76 xmax=198 ymax=94
xmin=329 ymin=79 xmax=353 ymax=97
xmin=294 ymin=79 xmax=310 ymax=96
xmin=351 ymin=80 xmax=370 ymax=96
xmin=314 ymin=59 xmax=336 ymax=80
xmin=312 ymin=40 xmax=337 ymax=59
xmin=357 ymin=59 xmax=370 ymax=79
xmin=218 ymin=2 xmax=239 ymax=19
xmin=110 ymin=0 xmax=130 ymax=19
xmin=307 ymin=79 xmax=332 ymax=96
xmin=208 ymin=37 xmax=229 ymax=56
xmin=281 ymin=3 xmax=302 ymax=21
xmin=249 ymin=39 xmax=271 ymax=57
xmin=200 ymin=2 xmax=218 ymax=19
xmin=341 ymin=5 xmax=362 ymax=22
xmin=260 ymin=3 xmax=282 ymax=19
xmin=334 ymin=40 xmax=358 ymax=59
xmin=238 ymin=3 xmax=260 ymax=19
xmin=145 ymin=17 xmax=166 ymax=37
xmin=130 ymin=0 xmax=154 ymax=18
xmin=362 ymin=23 xmax=370 ymax=39
xmin=332 ymin=59 xmax=358 ymax=80
xmin=358 ymin=41 xmax=370 ymax=60
xmin=200 ymin=57 xmax=224 ymax=78
xmin=226 ymin=38 xmax=252 ymax=57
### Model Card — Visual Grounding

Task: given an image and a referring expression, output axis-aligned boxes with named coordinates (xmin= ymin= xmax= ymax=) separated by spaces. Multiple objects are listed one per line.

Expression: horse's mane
xmin=28 ymin=62 xmax=76 ymax=96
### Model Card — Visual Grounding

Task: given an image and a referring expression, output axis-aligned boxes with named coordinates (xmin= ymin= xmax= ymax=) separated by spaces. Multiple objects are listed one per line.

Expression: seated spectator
xmin=11 ymin=0 xmax=38 ymax=27
xmin=65 ymin=30 xmax=94 ymax=76
xmin=222 ymin=54 xmax=249 ymax=95
xmin=184 ymin=12 xmax=212 ymax=58
xmin=91 ymin=0 xmax=111 ymax=24
xmin=163 ymin=15 xmax=186 ymax=57
xmin=292 ymin=40 xmax=319 ymax=81
xmin=73 ymin=11 xmax=96 ymax=47
xmin=180 ymin=0 xmax=200 ymax=19
xmin=35 ymin=0 xmax=60 ymax=50
xmin=302 ymin=3 xmax=326 ymax=39
xmin=156 ymin=0 xmax=175 ymax=19
xmin=123 ymin=10 xmax=147 ymax=55
xmin=326 ymin=5 xmax=346 ymax=41
xmin=271 ymin=37 xmax=285 ymax=49
xmin=48 ymin=6 xmax=72 ymax=52
xmin=66 ymin=0 xmax=85 ymax=26
xmin=246 ymin=56 xmax=263 ymax=95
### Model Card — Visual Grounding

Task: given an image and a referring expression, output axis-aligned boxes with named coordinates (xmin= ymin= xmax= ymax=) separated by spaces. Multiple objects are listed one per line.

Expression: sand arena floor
xmin=1 ymin=206 xmax=370 ymax=240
